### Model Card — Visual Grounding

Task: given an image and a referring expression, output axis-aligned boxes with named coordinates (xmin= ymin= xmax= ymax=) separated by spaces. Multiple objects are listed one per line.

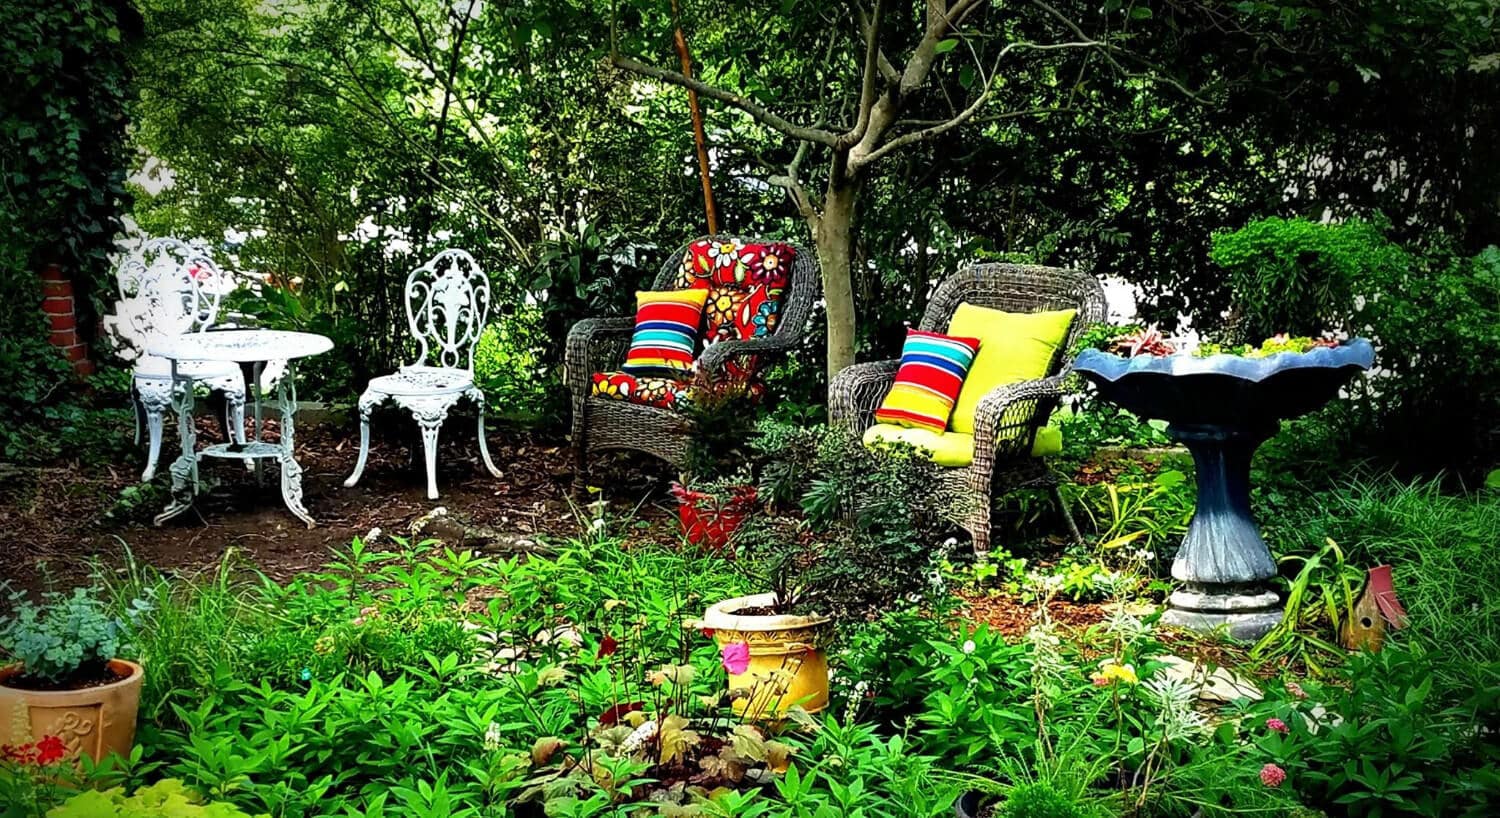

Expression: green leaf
xmin=934 ymin=38 xmax=959 ymax=54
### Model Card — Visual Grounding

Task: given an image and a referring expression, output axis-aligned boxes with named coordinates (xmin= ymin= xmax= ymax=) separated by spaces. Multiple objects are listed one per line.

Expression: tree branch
xmin=853 ymin=40 xmax=1099 ymax=169
xmin=1031 ymin=0 xmax=1203 ymax=101
xmin=839 ymin=0 xmax=885 ymax=148
xmin=608 ymin=2 xmax=839 ymax=147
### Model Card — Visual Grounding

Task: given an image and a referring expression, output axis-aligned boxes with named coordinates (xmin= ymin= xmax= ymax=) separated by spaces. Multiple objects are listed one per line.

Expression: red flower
xmin=34 ymin=736 xmax=65 ymax=766
xmin=700 ymin=628 xmax=715 ymax=639
xmin=1259 ymin=763 xmax=1286 ymax=788
xmin=1265 ymin=717 xmax=1289 ymax=734
xmin=597 ymin=635 xmax=618 ymax=658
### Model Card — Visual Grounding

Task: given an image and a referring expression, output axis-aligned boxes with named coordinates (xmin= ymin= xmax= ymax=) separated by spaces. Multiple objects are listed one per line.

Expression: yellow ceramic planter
xmin=0 ymin=659 xmax=143 ymax=763
xmin=697 ymin=593 xmax=831 ymax=717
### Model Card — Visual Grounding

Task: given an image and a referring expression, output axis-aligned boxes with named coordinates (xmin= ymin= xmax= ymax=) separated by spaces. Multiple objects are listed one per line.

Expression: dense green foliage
xmin=0 ymin=1 xmax=137 ymax=459
xmin=1214 ymin=217 xmax=1500 ymax=473
xmin=115 ymin=0 xmax=1500 ymax=422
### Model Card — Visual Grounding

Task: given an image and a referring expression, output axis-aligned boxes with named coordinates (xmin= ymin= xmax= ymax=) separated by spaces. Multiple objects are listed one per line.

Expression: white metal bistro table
xmin=147 ymin=329 xmax=334 ymax=527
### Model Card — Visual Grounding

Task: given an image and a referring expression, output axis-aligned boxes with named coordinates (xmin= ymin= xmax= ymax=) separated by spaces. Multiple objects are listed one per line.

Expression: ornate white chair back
xmin=111 ymin=238 xmax=226 ymax=363
xmin=404 ymin=248 xmax=489 ymax=371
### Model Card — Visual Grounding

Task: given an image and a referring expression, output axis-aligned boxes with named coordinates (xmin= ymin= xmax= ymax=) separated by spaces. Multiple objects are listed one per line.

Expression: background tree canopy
xmin=3 ymin=0 xmax=1497 ymax=469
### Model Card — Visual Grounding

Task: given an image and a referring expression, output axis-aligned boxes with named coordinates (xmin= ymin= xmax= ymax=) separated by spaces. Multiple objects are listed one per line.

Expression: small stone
xmin=1155 ymin=654 xmax=1262 ymax=702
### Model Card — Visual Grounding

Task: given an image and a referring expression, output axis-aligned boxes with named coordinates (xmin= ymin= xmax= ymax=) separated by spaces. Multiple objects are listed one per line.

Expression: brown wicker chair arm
xmin=695 ymin=334 xmax=801 ymax=377
xmin=972 ymin=374 xmax=1067 ymax=463
xmin=565 ymin=317 xmax=635 ymax=397
xmin=828 ymin=360 xmax=901 ymax=432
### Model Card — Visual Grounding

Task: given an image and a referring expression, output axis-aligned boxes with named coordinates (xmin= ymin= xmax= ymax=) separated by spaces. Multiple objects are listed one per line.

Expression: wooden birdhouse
xmin=1342 ymin=565 xmax=1408 ymax=651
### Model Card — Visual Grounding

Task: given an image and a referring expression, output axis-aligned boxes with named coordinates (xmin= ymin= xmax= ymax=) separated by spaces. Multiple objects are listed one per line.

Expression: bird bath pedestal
xmin=1073 ymin=340 xmax=1374 ymax=640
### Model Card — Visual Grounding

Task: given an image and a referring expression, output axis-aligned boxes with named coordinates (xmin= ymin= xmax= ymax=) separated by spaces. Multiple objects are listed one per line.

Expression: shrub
xmin=1211 ymin=217 xmax=1402 ymax=340
xmin=735 ymin=422 xmax=963 ymax=620
xmin=1213 ymin=217 xmax=1500 ymax=474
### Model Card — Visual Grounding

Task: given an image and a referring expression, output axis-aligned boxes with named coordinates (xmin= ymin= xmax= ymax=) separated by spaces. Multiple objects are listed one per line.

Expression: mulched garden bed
xmin=0 ymin=415 xmax=679 ymax=594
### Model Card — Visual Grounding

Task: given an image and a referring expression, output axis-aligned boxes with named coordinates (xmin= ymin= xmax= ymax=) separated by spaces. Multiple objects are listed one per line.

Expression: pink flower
xmin=1260 ymin=763 xmax=1286 ymax=788
xmin=1266 ymin=717 xmax=1289 ymax=734
xmin=719 ymin=641 xmax=751 ymax=675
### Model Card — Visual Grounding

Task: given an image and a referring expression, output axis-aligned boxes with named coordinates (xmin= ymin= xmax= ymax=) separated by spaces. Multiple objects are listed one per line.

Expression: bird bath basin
xmin=1073 ymin=339 xmax=1375 ymax=639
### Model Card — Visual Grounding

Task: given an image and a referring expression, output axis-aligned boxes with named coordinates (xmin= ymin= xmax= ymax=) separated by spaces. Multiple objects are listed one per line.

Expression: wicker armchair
xmin=567 ymin=235 xmax=820 ymax=491
xmin=829 ymin=263 xmax=1106 ymax=556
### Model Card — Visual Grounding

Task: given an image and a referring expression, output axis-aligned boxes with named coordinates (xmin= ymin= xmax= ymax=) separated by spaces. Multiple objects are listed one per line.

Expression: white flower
xmin=364 ymin=527 xmax=382 ymax=543
xmin=483 ymin=721 xmax=502 ymax=751
xmin=961 ymin=639 xmax=977 ymax=655
xmin=620 ymin=719 xmax=659 ymax=754
xmin=590 ymin=517 xmax=605 ymax=531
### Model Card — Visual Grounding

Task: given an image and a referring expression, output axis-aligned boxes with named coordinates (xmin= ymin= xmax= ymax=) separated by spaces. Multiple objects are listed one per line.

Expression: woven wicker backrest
xmin=917 ymin=263 xmax=1107 ymax=363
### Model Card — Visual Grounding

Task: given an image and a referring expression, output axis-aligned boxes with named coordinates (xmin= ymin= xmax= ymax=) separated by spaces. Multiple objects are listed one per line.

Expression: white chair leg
xmin=136 ymin=380 xmax=174 ymax=482
xmin=132 ymin=394 xmax=143 ymax=446
xmin=343 ymin=392 xmax=379 ymax=488
xmin=417 ymin=416 xmax=442 ymax=500
xmin=466 ymin=387 xmax=502 ymax=478
xmin=144 ymin=408 xmax=165 ymax=482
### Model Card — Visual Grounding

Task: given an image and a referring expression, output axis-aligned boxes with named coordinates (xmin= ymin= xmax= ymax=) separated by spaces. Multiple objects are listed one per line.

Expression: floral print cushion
xmin=590 ymin=371 xmax=767 ymax=410
xmin=673 ymin=239 xmax=795 ymax=382
xmin=591 ymin=371 xmax=691 ymax=410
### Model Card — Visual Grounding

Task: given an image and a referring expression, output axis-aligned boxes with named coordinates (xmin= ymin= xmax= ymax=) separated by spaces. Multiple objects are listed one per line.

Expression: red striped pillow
xmin=622 ymin=289 xmax=710 ymax=377
xmin=874 ymin=329 xmax=982 ymax=433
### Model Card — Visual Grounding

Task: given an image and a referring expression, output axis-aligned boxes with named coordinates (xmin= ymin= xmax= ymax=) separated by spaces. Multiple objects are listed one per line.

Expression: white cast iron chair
xmin=343 ymin=248 xmax=502 ymax=499
xmin=107 ymin=238 xmax=246 ymax=481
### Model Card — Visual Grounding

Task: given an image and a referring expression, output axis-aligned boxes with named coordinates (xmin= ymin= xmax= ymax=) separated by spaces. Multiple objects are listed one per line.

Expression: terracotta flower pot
xmin=696 ymin=592 xmax=830 ymax=717
xmin=0 ymin=659 xmax=144 ymax=763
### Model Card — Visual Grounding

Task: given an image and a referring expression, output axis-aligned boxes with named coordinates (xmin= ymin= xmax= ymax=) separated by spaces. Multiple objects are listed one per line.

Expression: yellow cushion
xmin=862 ymin=423 xmax=1062 ymax=467
xmin=946 ymin=304 xmax=1077 ymax=434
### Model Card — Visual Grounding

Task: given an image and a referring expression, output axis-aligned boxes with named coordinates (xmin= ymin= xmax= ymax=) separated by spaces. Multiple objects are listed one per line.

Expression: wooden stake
xmin=671 ymin=0 xmax=718 ymax=234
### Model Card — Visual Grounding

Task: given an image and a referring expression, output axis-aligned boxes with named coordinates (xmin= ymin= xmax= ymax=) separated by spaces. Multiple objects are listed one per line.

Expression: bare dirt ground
xmin=0 ymin=415 xmax=677 ymax=592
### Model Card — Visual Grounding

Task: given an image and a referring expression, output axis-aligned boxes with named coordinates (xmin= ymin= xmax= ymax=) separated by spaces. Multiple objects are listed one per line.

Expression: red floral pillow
xmin=674 ymin=239 xmax=793 ymax=342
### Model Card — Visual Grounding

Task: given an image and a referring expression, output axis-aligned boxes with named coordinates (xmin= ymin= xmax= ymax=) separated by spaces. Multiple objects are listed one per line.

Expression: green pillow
xmin=946 ymin=303 xmax=1076 ymax=434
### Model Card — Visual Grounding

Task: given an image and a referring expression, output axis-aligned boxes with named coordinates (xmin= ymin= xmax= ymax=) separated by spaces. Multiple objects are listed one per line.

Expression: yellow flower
xmin=1092 ymin=660 xmax=1138 ymax=686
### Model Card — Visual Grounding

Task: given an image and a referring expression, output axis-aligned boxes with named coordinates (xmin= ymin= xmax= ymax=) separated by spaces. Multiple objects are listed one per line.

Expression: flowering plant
xmin=0 ymin=734 xmax=71 ymax=813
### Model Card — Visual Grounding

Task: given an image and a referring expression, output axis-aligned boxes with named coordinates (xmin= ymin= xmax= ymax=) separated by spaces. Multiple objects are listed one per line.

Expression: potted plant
xmin=0 ymin=587 xmax=146 ymax=763
xmin=691 ymin=423 xmax=962 ymax=717
xmin=673 ymin=370 xmax=762 ymax=549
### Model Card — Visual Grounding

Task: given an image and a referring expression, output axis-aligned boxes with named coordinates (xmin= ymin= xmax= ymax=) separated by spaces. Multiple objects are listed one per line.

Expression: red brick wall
xmin=39 ymin=264 xmax=94 ymax=377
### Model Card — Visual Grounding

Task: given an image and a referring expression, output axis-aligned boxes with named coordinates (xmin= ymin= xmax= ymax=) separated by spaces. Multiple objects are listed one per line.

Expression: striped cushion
xmin=622 ymin=289 xmax=710 ymax=377
xmin=874 ymin=329 xmax=981 ymax=433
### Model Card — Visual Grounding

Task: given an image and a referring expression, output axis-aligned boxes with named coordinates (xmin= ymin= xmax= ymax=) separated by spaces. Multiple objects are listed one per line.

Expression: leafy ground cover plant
xmin=1246 ymin=646 xmax=1500 ymax=818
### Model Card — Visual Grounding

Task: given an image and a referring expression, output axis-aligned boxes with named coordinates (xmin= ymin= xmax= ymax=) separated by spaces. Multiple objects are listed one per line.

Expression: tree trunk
xmin=815 ymin=178 xmax=860 ymax=383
